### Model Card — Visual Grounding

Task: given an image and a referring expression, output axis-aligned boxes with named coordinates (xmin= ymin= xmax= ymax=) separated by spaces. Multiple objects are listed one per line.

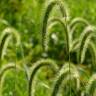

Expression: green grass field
xmin=0 ymin=0 xmax=96 ymax=96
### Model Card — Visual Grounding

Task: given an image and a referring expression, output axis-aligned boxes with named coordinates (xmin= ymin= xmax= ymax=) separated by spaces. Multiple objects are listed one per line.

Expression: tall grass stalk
xmin=28 ymin=59 xmax=58 ymax=96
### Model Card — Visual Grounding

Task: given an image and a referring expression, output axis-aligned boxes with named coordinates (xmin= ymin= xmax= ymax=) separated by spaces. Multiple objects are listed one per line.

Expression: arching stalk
xmin=70 ymin=39 xmax=79 ymax=52
xmin=1 ymin=27 xmax=20 ymax=46
xmin=51 ymin=63 xmax=80 ymax=96
xmin=28 ymin=59 xmax=58 ymax=96
xmin=88 ymin=42 xmax=96 ymax=71
xmin=68 ymin=18 xmax=90 ymax=51
xmin=80 ymin=34 xmax=93 ymax=64
xmin=0 ymin=34 xmax=11 ymax=59
xmin=0 ymin=63 xmax=22 ymax=96
xmin=78 ymin=26 xmax=96 ymax=64
xmin=0 ymin=27 xmax=20 ymax=60
xmin=44 ymin=21 xmax=57 ymax=51
xmin=42 ymin=0 xmax=68 ymax=50
xmin=45 ymin=18 xmax=70 ymax=54
xmin=69 ymin=17 xmax=89 ymax=39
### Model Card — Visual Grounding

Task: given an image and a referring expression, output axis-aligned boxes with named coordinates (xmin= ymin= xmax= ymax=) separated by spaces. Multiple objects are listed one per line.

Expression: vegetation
xmin=0 ymin=0 xmax=96 ymax=96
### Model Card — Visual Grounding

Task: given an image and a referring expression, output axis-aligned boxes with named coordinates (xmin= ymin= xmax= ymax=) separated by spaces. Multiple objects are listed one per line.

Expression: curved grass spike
xmin=45 ymin=18 xmax=70 ymax=53
xmin=85 ymin=74 xmax=96 ymax=96
xmin=78 ymin=26 xmax=96 ymax=64
xmin=69 ymin=18 xmax=89 ymax=46
xmin=28 ymin=59 xmax=58 ymax=96
xmin=0 ymin=34 xmax=11 ymax=59
xmin=69 ymin=17 xmax=89 ymax=30
xmin=88 ymin=42 xmax=96 ymax=71
xmin=0 ymin=27 xmax=20 ymax=60
xmin=0 ymin=63 xmax=22 ymax=96
xmin=51 ymin=63 xmax=80 ymax=96
xmin=79 ymin=34 xmax=93 ymax=64
xmin=42 ymin=0 xmax=68 ymax=50
xmin=69 ymin=17 xmax=89 ymax=37
xmin=44 ymin=21 xmax=57 ymax=51
xmin=0 ymin=20 xmax=10 ymax=58
xmin=70 ymin=39 xmax=79 ymax=52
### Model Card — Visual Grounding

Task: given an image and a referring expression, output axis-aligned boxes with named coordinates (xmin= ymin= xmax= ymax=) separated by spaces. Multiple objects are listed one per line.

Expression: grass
xmin=0 ymin=0 xmax=96 ymax=96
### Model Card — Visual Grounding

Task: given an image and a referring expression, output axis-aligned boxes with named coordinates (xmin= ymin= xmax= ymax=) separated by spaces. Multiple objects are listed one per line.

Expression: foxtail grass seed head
xmin=0 ymin=63 xmax=22 ymax=96
xmin=0 ymin=27 xmax=21 ymax=60
xmin=29 ymin=59 xmax=58 ymax=96
xmin=51 ymin=62 xmax=80 ymax=96
xmin=42 ymin=0 xmax=68 ymax=51
xmin=78 ymin=26 xmax=96 ymax=64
